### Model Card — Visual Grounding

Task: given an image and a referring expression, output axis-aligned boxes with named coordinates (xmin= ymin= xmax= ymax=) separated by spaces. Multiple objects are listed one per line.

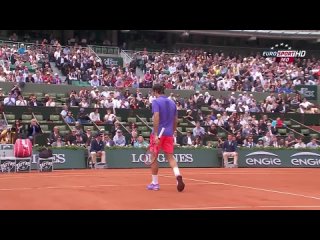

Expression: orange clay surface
xmin=0 ymin=168 xmax=320 ymax=210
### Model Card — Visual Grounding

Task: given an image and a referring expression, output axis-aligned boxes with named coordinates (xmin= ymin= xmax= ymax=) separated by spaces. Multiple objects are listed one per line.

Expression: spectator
xmin=77 ymin=108 xmax=90 ymax=124
xmin=89 ymin=108 xmax=101 ymax=124
xmin=104 ymin=133 xmax=115 ymax=147
xmin=306 ymin=138 xmax=319 ymax=149
xmin=51 ymin=136 xmax=66 ymax=147
xmin=285 ymin=133 xmax=296 ymax=148
xmin=133 ymin=135 xmax=149 ymax=148
xmin=60 ymin=105 xmax=69 ymax=118
xmin=243 ymin=136 xmax=256 ymax=148
xmin=113 ymin=130 xmax=126 ymax=146
xmin=65 ymin=111 xmax=75 ymax=124
xmin=104 ymin=108 xmax=116 ymax=124
xmin=49 ymin=126 xmax=61 ymax=145
xmin=294 ymin=137 xmax=306 ymax=149
xmin=192 ymin=121 xmax=206 ymax=138
xmin=27 ymin=118 xmax=41 ymax=142
xmin=15 ymin=95 xmax=27 ymax=106
xmin=182 ymin=130 xmax=195 ymax=146
xmin=173 ymin=130 xmax=182 ymax=146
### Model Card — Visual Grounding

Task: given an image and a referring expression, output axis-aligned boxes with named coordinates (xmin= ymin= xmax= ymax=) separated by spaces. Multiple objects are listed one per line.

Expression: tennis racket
xmin=141 ymin=128 xmax=165 ymax=165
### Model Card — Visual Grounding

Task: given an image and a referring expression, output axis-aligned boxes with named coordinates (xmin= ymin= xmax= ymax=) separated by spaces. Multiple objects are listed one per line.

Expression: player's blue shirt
xmin=151 ymin=96 xmax=177 ymax=137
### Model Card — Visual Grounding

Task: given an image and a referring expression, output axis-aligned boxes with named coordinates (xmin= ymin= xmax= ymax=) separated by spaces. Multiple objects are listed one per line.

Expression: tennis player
xmin=147 ymin=84 xmax=185 ymax=192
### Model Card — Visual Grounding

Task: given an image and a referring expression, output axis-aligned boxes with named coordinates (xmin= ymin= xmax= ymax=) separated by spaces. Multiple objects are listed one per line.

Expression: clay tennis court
xmin=0 ymin=168 xmax=320 ymax=210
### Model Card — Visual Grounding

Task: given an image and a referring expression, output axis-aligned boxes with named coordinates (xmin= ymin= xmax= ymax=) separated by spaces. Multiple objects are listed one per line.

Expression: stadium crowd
xmin=0 ymin=40 xmax=320 ymax=150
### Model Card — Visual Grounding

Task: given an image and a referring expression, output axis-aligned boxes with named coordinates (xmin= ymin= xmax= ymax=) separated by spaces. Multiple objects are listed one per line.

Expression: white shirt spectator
xmin=294 ymin=142 xmax=306 ymax=149
xmin=15 ymin=99 xmax=27 ymax=106
xmin=292 ymin=79 xmax=302 ymax=86
xmin=90 ymin=79 xmax=100 ymax=87
xmin=89 ymin=112 xmax=101 ymax=122
xmin=4 ymin=96 xmax=16 ymax=106
xmin=113 ymin=133 xmax=126 ymax=146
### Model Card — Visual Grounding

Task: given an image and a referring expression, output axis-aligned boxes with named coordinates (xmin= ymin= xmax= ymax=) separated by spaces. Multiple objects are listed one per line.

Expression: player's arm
xmin=173 ymin=105 xmax=178 ymax=133
xmin=153 ymin=112 xmax=160 ymax=138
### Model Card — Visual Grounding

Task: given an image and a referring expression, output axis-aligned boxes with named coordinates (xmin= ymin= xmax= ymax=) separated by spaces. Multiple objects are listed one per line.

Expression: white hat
xmin=205 ymin=92 xmax=209 ymax=96
xmin=217 ymin=114 xmax=221 ymax=117
xmin=187 ymin=109 xmax=192 ymax=113
xmin=239 ymin=94 xmax=242 ymax=96
xmin=54 ymin=73 xmax=58 ymax=76
xmin=196 ymin=90 xmax=200 ymax=93
xmin=231 ymin=92 xmax=235 ymax=95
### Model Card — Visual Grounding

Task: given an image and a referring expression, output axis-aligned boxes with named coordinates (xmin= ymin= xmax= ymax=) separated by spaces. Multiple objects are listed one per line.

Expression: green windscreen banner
xmin=106 ymin=148 xmax=220 ymax=168
xmin=295 ymin=85 xmax=317 ymax=100
xmin=238 ymin=149 xmax=320 ymax=168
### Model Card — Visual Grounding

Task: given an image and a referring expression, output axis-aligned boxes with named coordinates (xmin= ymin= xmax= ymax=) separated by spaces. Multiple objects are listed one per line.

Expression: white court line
xmin=161 ymin=175 xmax=320 ymax=201
xmin=0 ymin=182 xmax=211 ymax=192
xmin=151 ymin=205 xmax=320 ymax=210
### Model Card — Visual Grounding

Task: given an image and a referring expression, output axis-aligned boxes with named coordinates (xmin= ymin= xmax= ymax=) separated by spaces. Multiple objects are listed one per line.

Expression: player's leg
xmin=147 ymin=134 xmax=160 ymax=190
xmin=163 ymin=136 xmax=185 ymax=192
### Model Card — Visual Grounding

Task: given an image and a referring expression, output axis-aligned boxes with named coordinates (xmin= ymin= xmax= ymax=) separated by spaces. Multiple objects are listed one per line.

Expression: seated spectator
xmin=207 ymin=124 xmax=218 ymax=136
xmin=60 ymin=105 xmax=69 ymax=118
xmin=294 ymin=137 xmax=306 ymax=149
xmin=89 ymin=108 xmax=102 ymax=124
xmin=306 ymin=137 xmax=319 ymax=149
xmin=3 ymin=93 xmax=16 ymax=106
xmin=256 ymin=139 xmax=264 ymax=148
xmin=285 ymin=133 xmax=296 ymax=148
xmin=192 ymin=136 xmax=203 ymax=147
xmin=270 ymin=135 xmax=280 ymax=148
xmin=66 ymin=128 xmax=77 ymax=145
xmin=299 ymin=98 xmax=318 ymax=114
xmin=45 ymin=96 xmax=56 ymax=107
xmin=130 ymin=131 xmax=138 ymax=146
xmin=77 ymin=108 xmax=90 ymax=124
xmin=51 ymin=136 xmax=66 ymax=147
xmin=192 ymin=121 xmax=206 ymax=138
xmin=49 ymin=126 xmax=61 ymax=145
xmin=182 ymin=109 xmax=194 ymax=123
xmin=104 ymin=108 xmax=116 ymax=124
xmin=134 ymin=135 xmax=149 ymax=148
xmin=213 ymin=114 xmax=225 ymax=127
xmin=113 ymin=130 xmax=126 ymax=146
xmin=27 ymin=119 xmax=41 ymax=143
xmin=72 ymin=133 xmax=86 ymax=147
xmin=104 ymin=133 xmax=115 ymax=147
xmin=15 ymin=95 xmax=28 ymax=106
xmin=182 ymin=130 xmax=194 ymax=146
xmin=243 ymin=136 xmax=256 ymax=148
xmin=173 ymin=130 xmax=182 ymax=146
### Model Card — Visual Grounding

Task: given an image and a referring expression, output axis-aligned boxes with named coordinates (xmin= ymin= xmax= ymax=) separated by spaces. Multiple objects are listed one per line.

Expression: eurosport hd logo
xmin=262 ymin=43 xmax=306 ymax=63
xmin=291 ymin=152 xmax=320 ymax=167
xmin=245 ymin=151 xmax=282 ymax=166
